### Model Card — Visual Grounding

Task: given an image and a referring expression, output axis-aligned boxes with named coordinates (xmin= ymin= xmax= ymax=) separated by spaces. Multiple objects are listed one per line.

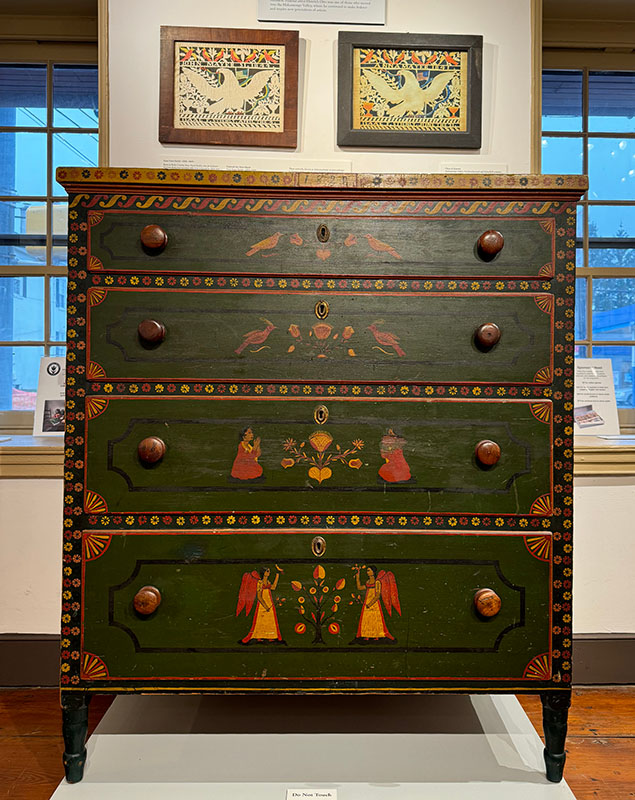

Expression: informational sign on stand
xmin=258 ymin=0 xmax=385 ymax=25
xmin=574 ymin=358 xmax=620 ymax=436
xmin=33 ymin=356 xmax=66 ymax=437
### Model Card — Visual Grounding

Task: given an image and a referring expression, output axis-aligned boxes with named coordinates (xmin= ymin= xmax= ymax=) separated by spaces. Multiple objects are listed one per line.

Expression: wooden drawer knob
xmin=138 ymin=436 xmax=166 ymax=464
xmin=475 ymin=322 xmax=501 ymax=349
xmin=475 ymin=439 xmax=501 ymax=466
xmin=133 ymin=585 xmax=162 ymax=615
xmin=477 ymin=229 xmax=504 ymax=260
xmin=140 ymin=224 xmax=168 ymax=252
xmin=474 ymin=588 xmax=501 ymax=617
xmin=138 ymin=319 xmax=166 ymax=345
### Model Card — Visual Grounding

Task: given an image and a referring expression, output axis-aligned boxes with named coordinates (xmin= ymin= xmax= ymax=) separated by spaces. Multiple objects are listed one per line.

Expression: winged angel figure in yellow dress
xmin=350 ymin=565 xmax=401 ymax=644
xmin=236 ymin=566 xmax=286 ymax=645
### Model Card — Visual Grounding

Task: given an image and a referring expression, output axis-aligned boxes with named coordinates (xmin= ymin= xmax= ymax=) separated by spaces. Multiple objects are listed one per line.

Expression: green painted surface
xmin=82 ymin=531 xmax=550 ymax=680
xmin=89 ymin=212 xmax=553 ymax=277
xmin=90 ymin=290 xmax=552 ymax=383
xmin=86 ymin=397 xmax=551 ymax=514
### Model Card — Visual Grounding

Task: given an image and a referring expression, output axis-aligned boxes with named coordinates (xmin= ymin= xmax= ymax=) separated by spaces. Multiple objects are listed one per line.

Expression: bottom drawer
xmin=81 ymin=529 xmax=552 ymax=686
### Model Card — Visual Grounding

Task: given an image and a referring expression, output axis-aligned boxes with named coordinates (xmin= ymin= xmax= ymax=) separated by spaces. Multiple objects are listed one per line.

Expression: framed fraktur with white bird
xmin=159 ymin=26 xmax=299 ymax=148
xmin=337 ymin=31 xmax=482 ymax=148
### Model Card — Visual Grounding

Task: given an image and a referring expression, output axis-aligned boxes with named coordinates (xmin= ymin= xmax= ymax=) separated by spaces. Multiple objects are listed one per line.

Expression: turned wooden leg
xmin=61 ymin=692 xmax=91 ymax=783
xmin=540 ymin=690 xmax=571 ymax=782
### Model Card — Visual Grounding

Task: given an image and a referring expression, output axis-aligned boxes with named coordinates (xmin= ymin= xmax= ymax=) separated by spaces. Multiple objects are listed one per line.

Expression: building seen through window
xmin=0 ymin=62 xmax=98 ymax=411
xmin=542 ymin=69 xmax=635 ymax=410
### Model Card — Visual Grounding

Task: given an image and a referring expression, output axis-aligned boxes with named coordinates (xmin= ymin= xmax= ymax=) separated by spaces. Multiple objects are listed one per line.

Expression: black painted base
xmin=540 ymin=690 xmax=571 ymax=783
xmin=61 ymin=692 xmax=91 ymax=783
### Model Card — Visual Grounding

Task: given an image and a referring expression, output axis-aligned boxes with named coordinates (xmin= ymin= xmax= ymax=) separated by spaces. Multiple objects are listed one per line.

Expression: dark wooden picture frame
xmin=159 ymin=26 xmax=299 ymax=148
xmin=337 ymin=31 xmax=482 ymax=149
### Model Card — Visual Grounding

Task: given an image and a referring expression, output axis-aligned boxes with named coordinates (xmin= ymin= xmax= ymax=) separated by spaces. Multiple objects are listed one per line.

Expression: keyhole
xmin=314 ymin=405 xmax=329 ymax=425
xmin=312 ymin=536 xmax=326 ymax=557
xmin=317 ymin=223 xmax=330 ymax=243
xmin=315 ymin=300 xmax=329 ymax=320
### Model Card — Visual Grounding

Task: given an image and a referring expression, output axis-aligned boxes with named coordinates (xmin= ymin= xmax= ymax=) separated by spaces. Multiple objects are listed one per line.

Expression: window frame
xmin=541 ymin=56 xmax=635 ymax=432
xmin=0 ymin=44 xmax=98 ymax=432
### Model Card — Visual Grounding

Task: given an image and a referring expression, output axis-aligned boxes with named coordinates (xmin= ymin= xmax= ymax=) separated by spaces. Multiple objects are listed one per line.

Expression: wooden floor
xmin=0 ymin=688 xmax=633 ymax=799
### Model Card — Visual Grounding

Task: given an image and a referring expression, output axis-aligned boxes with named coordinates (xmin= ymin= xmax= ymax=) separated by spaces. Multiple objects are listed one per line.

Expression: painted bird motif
xmin=367 ymin=322 xmax=406 ymax=357
xmin=182 ymin=67 xmax=274 ymax=115
xmin=362 ymin=69 xmax=454 ymax=116
xmin=364 ymin=233 xmax=402 ymax=259
xmin=246 ymin=232 xmax=283 ymax=257
xmin=235 ymin=318 xmax=276 ymax=355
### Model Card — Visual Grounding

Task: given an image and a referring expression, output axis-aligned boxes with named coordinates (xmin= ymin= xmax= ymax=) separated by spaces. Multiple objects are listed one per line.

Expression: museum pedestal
xmin=52 ymin=694 xmax=576 ymax=799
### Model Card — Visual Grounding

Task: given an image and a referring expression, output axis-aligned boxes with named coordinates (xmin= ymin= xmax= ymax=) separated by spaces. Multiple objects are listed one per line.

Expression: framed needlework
xmin=159 ymin=26 xmax=299 ymax=148
xmin=337 ymin=31 xmax=482 ymax=148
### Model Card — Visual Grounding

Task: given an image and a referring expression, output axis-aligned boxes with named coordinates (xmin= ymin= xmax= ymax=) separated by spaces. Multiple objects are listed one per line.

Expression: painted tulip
xmin=312 ymin=322 xmax=333 ymax=340
xmin=342 ymin=325 xmax=354 ymax=340
xmin=309 ymin=431 xmax=333 ymax=453
xmin=281 ymin=458 xmax=295 ymax=469
xmin=288 ymin=324 xmax=301 ymax=338
xmin=313 ymin=565 xmax=326 ymax=580
xmin=348 ymin=458 xmax=362 ymax=469
xmin=335 ymin=578 xmax=345 ymax=590
xmin=331 ymin=604 xmax=338 ymax=612
xmin=291 ymin=581 xmax=302 ymax=592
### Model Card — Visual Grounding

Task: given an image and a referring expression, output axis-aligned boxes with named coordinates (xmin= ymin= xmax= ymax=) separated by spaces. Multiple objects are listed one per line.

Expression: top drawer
xmin=86 ymin=205 xmax=555 ymax=278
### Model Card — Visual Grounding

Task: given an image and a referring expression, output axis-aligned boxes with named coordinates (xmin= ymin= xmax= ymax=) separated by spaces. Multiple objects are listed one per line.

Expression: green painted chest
xmin=58 ymin=168 xmax=586 ymax=783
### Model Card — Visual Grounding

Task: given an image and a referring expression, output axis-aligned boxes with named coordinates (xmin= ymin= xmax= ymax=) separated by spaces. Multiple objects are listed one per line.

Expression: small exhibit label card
xmin=33 ymin=356 xmax=66 ymax=437
xmin=574 ymin=358 xmax=620 ymax=436
xmin=286 ymin=791 xmax=337 ymax=800
xmin=259 ymin=0 xmax=385 ymax=25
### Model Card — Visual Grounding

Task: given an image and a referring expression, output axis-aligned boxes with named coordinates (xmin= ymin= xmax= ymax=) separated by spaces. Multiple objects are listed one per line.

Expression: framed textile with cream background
xmin=337 ymin=31 xmax=482 ymax=148
xmin=159 ymin=26 xmax=298 ymax=148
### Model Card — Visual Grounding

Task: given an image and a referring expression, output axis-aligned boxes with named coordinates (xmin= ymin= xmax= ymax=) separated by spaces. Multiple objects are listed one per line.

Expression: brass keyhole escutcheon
xmin=315 ymin=300 xmax=329 ymax=320
xmin=317 ymin=223 xmax=330 ymax=243
xmin=312 ymin=536 xmax=326 ymax=557
xmin=314 ymin=405 xmax=329 ymax=425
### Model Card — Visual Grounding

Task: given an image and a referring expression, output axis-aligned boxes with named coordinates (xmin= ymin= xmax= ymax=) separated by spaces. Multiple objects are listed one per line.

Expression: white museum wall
xmin=107 ymin=0 xmax=532 ymax=173
xmin=0 ymin=479 xmax=63 ymax=634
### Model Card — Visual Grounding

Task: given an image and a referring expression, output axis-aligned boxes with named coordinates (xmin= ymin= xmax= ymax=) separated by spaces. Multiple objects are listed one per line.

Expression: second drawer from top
xmin=87 ymin=287 xmax=554 ymax=384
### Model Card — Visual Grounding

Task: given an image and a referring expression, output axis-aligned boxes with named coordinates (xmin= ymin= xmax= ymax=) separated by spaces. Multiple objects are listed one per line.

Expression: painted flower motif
xmin=281 ymin=458 xmax=295 ymax=468
xmin=288 ymin=324 xmax=301 ymax=338
xmin=328 ymin=622 xmax=340 ymax=635
xmin=312 ymin=323 xmax=333 ymax=340
xmin=309 ymin=431 xmax=333 ymax=452
xmin=295 ymin=623 xmax=307 ymax=634
xmin=348 ymin=458 xmax=362 ymax=469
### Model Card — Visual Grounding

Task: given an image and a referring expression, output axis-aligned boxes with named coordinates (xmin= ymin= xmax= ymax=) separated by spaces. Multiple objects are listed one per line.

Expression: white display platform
xmin=51 ymin=694 xmax=576 ymax=799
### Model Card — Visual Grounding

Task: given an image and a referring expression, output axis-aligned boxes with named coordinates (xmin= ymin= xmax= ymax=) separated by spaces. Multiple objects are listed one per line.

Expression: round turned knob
xmin=474 ymin=588 xmax=501 ymax=618
xmin=140 ymin=224 xmax=168 ymax=252
xmin=138 ymin=319 xmax=166 ymax=345
xmin=477 ymin=229 xmax=504 ymax=260
xmin=475 ymin=322 xmax=501 ymax=349
xmin=133 ymin=585 xmax=162 ymax=615
xmin=475 ymin=439 xmax=501 ymax=467
xmin=137 ymin=436 xmax=166 ymax=464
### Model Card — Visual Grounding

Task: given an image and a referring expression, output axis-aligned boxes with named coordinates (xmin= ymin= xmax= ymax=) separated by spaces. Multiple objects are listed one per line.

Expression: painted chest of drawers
xmin=57 ymin=168 xmax=586 ymax=783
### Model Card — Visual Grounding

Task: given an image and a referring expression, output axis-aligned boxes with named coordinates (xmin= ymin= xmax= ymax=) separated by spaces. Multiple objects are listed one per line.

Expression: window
xmin=542 ymin=69 xmax=635 ymax=422
xmin=0 ymin=62 xmax=98 ymax=416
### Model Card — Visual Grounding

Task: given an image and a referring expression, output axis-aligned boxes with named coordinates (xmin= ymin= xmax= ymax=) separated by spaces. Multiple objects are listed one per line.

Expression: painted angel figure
xmin=350 ymin=565 xmax=401 ymax=644
xmin=236 ymin=566 xmax=286 ymax=645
